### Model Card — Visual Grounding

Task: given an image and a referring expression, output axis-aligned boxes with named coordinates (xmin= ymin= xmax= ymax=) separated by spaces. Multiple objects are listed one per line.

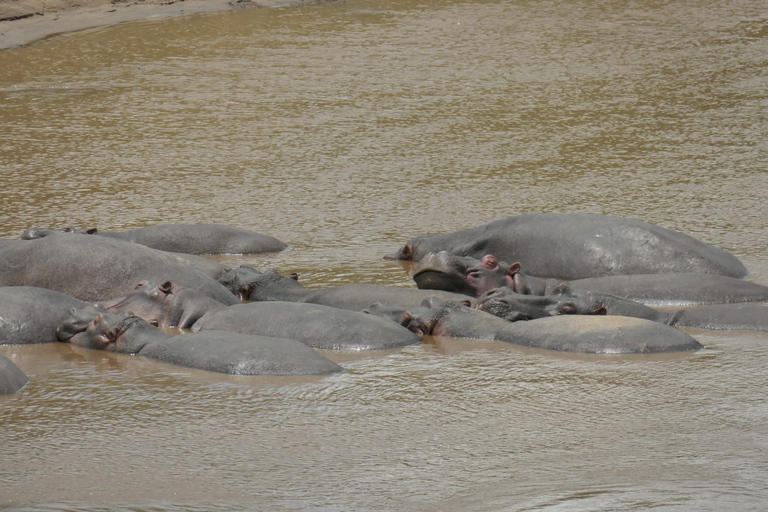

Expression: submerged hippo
xmin=386 ymin=213 xmax=747 ymax=279
xmin=0 ymin=287 xmax=87 ymax=344
xmin=218 ymin=265 xmax=475 ymax=311
xmin=479 ymin=285 xmax=768 ymax=332
xmin=370 ymin=299 xmax=703 ymax=354
xmin=413 ymin=251 xmax=768 ymax=305
xmin=0 ymin=355 xmax=29 ymax=395
xmin=56 ymin=308 xmax=342 ymax=376
xmin=0 ymin=234 xmax=238 ymax=305
xmin=102 ymin=280 xmax=421 ymax=350
xmin=21 ymin=223 xmax=287 ymax=255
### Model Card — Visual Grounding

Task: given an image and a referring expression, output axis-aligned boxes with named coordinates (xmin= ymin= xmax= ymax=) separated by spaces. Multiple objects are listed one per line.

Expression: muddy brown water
xmin=1 ymin=1 xmax=768 ymax=510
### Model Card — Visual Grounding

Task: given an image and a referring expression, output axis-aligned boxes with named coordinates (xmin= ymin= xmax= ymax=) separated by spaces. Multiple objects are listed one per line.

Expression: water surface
xmin=1 ymin=1 xmax=767 ymax=510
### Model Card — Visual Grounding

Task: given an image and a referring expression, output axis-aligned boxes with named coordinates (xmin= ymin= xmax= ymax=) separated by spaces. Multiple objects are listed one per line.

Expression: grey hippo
xmin=412 ymin=251 xmax=768 ymax=305
xmin=0 ymin=355 xmax=29 ymax=395
xmin=21 ymin=223 xmax=287 ymax=255
xmin=386 ymin=213 xmax=747 ymax=279
xmin=0 ymin=234 xmax=239 ymax=305
xmin=101 ymin=280 xmax=422 ymax=350
xmin=56 ymin=308 xmax=343 ymax=375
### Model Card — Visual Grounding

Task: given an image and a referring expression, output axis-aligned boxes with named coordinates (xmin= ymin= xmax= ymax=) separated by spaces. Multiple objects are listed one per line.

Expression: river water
xmin=1 ymin=0 xmax=767 ymax=510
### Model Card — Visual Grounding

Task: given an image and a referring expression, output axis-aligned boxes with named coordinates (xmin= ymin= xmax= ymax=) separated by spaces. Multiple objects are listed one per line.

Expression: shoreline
xmin=0 ymin=0 xmax=325 ymax=50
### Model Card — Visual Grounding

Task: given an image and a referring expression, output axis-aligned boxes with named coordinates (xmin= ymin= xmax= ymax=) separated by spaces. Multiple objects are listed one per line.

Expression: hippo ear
xmin=558 ymin=303 xmax=578 ymax=315
xmin=399 ymin=312 xmax=414 ymax=326
xmin=595 ymin=306 xmax=608 ymax=316
xmin=506 ymin=262 xmax=522 ymax=275
xmin=289 ymin=273 xmax=299 ymax=281
xmin=159 ymin=281 xmax=173 ymax=295
xmin=460 ymin=299 xmax=473 ymax=307
xmin=481 ymin=255 xmax=500 ymax=269
xmin=85 ymin=228 xmax=98 ymax=235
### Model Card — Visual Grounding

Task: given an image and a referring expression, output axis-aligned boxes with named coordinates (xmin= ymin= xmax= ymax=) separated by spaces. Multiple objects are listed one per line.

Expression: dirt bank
xmin=0 ymin=0 xmax=325 ymax=50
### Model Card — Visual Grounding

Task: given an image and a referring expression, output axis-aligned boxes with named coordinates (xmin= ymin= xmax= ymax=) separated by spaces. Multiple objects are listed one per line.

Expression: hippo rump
xmin=218 ymin=265 xmax=475 ymax=311
xmin=0 ymin=287 xmax=87 ymax=344
xmin=386 ymin=213 xmax=747 ymax=279
xmin=0 ymin=234 xmax=238 ymax=305
xmin=101 ymin=280 xmax=422 ymax=350
xmin=412 ymin=251 xmax=767 ymax=305
xmin=22 ymin=223 xmax=287 ymax=255
xmin=0 ymin=355 xmax=29 ymax=394
xmin=57 ymin=309 xmax=342 ymax=376
xmin=374 ymin=299 xmax=703 ymax=354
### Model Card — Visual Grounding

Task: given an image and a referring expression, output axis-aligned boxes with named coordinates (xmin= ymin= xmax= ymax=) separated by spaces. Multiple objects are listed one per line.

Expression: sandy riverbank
xmin=0 ymin=0 xmax=326 ymax=50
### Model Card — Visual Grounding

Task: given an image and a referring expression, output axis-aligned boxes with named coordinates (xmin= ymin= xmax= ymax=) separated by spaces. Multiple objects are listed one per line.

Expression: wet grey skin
xmin=412 ymin=251 xmax=768 ymax=306
xmin=217 ymin=265 xmax=476 ymax=311
xmin=20 ymin=223 xmax=287 ymax=255
xmin=481 ymin=284 xmax=768 ymax=332
xmin=0 ymin=355 xmax=29 ymax=395
xmin=386 ymin=213 xmax=747 ymax=279
xmin=381 ymin=299 xmax=703 ymax=354
xmin=0 ymin=286 xmax=88 ymax=344
xmin=103 ymin=280 xmax=422 ymax=351
xmin=0 ymin=234 xmax=239 ymax=305
xmin=412 ymin=251 xmax=548 ymax=298
xmin=57 ymin=308 xmax=343 ymax=376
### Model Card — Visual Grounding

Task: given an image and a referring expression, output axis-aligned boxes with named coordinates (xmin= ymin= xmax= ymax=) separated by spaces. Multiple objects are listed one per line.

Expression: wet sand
xmin=0 ymin=0 xmax=326 ymax=49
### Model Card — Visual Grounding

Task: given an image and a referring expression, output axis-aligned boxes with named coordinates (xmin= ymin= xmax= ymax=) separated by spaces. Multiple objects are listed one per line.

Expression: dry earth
xmin=0 ymin=0 xmax=327 ymax=49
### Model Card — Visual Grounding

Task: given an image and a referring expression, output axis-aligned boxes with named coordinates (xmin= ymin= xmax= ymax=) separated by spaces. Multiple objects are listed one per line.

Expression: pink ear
xmin=160 ymin=281 xmax=173 ymax=294
xmin=481 ymin=255 xmax=499 ymax=269
xmin=507 ymin=261 xmax=522 ymax=275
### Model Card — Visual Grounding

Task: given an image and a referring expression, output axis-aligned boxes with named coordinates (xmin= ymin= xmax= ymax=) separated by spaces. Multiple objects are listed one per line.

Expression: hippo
xmin=0 ymin=286 xmax=87 ymax=344
xmin=218 ymin=265 xmax=475 ymax=311
xmin=0 ymin=355 xmax=29 ymax=394
xmin=480 ymin=284 xmax=768 ymax=332
xmin=370 ymin=299 xmax=703 ymax=354
xmin=386 ymin=213 xmax=748 ymax=279
xmin=192 ymin=302 xmax=421 ymax=351
xmin=102 ymin=280 xmax=422 ymax=350
xmin=21 ymin=223 xmax=287 ymax=255
xmin=413 ymin=251 xmax=768 ymax=305
xmin=56 ymin=308 xmax=343 ymax=375
xmin=0 ymin=234 xmax=239 ymax=305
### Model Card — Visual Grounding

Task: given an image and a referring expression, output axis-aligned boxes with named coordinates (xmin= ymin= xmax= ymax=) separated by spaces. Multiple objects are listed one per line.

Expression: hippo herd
xmin=1 ymin=214 xmax=767 ymax=395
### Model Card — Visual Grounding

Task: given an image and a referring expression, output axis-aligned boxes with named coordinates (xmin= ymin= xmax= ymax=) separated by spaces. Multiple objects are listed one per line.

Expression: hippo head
xmin=475 ymin=285 xmax=608 ymax=322
xmin=56 ymin=306 xmax=149 ymax=353
xmin=100 ymin=280 xmax=217 ymax=329
xmin=217 ymin=266 xmax=302 ymax=301
xmin=413 ymin=252 xmax=541 ymax=298
xmin=20 ymin=226 xmax=97 ymax=240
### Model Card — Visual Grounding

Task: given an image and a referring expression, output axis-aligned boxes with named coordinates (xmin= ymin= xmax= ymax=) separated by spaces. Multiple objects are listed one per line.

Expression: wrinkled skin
xmin=473 ymin=285 xmax=602 ymax=322
xmin=0 ymin=286 xmax=87 ymax=344
xmin=386 ymin=213 xmax=747 ymax=279
xmin=567 ymin=273 xmax=768 ymax=306
xmin=384 ymin=299 xmax=703 ymax=354
xmin=21 ymin=223 xmax=286 ymax=255
xmin=192 ymin=301 xmax=421 ymax=350
xmin=57 ymin=308 xmax=342 ymax=375
xmin=413 ymin=252 xmax=547 ymax=298
xmin=414 ymin=251 xmax=768 ymax=306
xmin=484 ymin=284 xmax=768 ymax=332
xmin=0 ymin=355 xmax=29 ymax=395
xmin=101 ymin=281 xmax=227 ymax=330
xmin=218 ymin=265 xmax=476 ymax=311
xmin=0 ymin=234 xmax=239 ymax=305
xmin=101 ymin=279 xmax=421 ymax=350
